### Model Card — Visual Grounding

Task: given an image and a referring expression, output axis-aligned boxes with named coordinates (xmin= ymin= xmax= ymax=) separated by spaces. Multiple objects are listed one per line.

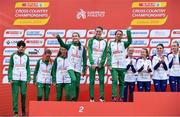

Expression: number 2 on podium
xmin=79 ymin=106 xmax=84 ymax=112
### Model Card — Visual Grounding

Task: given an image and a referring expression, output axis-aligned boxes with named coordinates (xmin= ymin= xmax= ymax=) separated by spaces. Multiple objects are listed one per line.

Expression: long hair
xmin=57 ymin=50 xmax=62 ymax=57
xmin=142 ymin=48 xmax=149 ymax=58
xmin=72 ymin=32 xmax=81 ymax=50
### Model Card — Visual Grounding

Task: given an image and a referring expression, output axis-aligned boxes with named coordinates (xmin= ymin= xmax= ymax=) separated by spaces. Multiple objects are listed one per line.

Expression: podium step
xmin=29 ymin=92 xmax=180 ymax=116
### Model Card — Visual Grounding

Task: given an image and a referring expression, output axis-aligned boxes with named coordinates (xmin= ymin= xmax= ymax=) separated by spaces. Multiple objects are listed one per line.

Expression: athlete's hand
xmin=127 ymin=26 xmax=132 ymax=30
xmin=30 ymin=77 xmax=34 ymax=81
xmin=9 ymin=80 xmax=13 ymax=84
xmin=53 ymin=83 xmax=56 ymax=86
xmin=91 ymin=65 xmax=96 ymax=70
xmin=161 ymin=56 xmax=165 ymax=62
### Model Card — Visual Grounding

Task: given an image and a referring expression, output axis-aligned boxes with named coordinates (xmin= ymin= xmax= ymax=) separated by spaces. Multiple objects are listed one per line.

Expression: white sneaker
xmin=90 ymin=99 xmax=94 ymax=102
xmin=99 ymin=98 xmax=104 ymax=102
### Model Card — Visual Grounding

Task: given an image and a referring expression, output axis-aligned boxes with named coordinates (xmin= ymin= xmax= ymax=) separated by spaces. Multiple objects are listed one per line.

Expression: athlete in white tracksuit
xmin=56 ymin=32 xmax=87 ymax=101
xmin=168 ymin=41 xmax=180 ymax=92
xmin=88 ymin=27 xmax=107 ymax=102
xmin=8 ymin=41 xmax=30 ymax=116
xmin=33 ymin=49 xmax=53 ymax=101
xmin=107 ymin=28 xmax=132 ymax=102
xmin=52 ymin=47 xmax=71 ymax=101
xmin=124 ymin=47 xmax=137 ymax=102
xmin=152 ymin=44 xmax=168 ymax=92
xmin=136 ymin=48 xmax=152 ymax=92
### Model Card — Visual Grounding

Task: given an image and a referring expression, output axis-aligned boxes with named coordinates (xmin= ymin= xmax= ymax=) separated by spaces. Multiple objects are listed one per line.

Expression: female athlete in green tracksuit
xmin=56 ymin=32 xmax=87 ymax=101
xmin=8 ymin=40 xmax=30 ymax=116
xmin=52 ymin=47 xmax=71 ymax=101
xmin=33 ymin=49 xmax=53 ymax=101
xmin=88 ymin=26 xmax=107 ymax=102
xmin=107 ymin=28 xmax=132 ymax=102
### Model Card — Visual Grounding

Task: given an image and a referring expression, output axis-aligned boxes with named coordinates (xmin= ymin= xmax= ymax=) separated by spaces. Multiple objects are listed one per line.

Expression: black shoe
xmin=22 ymin=112 xmax=26 ymax=116
xmin=71 ymin=97 xmax=76 ymax=101
xmin=14 ymin=112 xmax=18 ymax=117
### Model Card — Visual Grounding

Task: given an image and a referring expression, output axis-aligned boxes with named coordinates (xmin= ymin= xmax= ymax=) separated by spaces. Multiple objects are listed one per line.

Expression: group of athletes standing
xmin=8 ymin=26 xmax=180 ymax=116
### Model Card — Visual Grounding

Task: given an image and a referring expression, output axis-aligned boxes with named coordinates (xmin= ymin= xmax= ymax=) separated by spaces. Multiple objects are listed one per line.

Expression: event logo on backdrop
xmin=14 ymin=2 xmax=50 ymax=25
xmin=131 ymin=2 xmax=168 ymax=25
xmin=76 ymin=9 xmax=106 ymax=20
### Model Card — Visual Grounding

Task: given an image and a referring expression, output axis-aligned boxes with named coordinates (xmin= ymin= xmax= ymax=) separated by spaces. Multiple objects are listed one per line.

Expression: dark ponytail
xmin=57 ymin=50 xmax=62 ymax=57
xmin=78 ymin=41 xmax=81 ymax=50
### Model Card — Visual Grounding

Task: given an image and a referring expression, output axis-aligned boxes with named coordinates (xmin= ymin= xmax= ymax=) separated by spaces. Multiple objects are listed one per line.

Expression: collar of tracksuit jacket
xmin=16 ymin=51 xmax=25 ymax=56
xmin=93 ymin=36 xmax=103 ymax=41
xmin=72 ymin=42 xmax=80 ymax=46
xmin=42 ymin=59 xmax=50 ymax=66
xmin=59 ymin=56 xmax=67 ymax=59
xmin=113 ymin=39 xmax=122 ymax=43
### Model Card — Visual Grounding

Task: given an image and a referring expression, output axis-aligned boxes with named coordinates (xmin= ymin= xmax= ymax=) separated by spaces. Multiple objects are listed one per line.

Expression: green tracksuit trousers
xmin=68 ymin=70 xmax=81 ymax=101
xmin=56 ymin=83 xmax=71 ymax=101
xmin=37 ymin=83 xmax=50 ymax=101
xmin=89 ymin=67 xmax=105 ymax=99
xmin=11 ymin=81 xmax=27 ymax=114
xmin=110 ymin=68 xmax=126 ymax=98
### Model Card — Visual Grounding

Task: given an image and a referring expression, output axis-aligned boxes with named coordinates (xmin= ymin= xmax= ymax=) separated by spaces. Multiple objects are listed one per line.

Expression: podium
xmin=29 ymin=92 xmax=180 ymax=116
